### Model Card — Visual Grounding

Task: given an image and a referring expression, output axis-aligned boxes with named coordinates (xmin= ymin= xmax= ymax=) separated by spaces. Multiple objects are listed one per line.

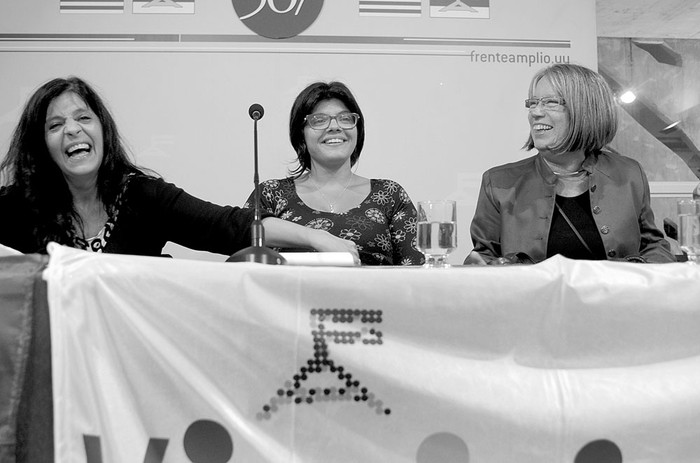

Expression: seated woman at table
xmin=466 ymin=63 xmax=674 ymax=265
xmin=245 ymin=81 xmax=424 ymax=265
xmin=0 ymin=76 xmax=358 ymax=259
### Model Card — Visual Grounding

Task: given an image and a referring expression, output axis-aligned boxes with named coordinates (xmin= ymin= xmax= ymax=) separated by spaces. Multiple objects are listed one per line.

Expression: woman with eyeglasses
xmin=466 ymin=63 xmax=674 ymax=264
xmin=0 ymin=76 xmax=359 ymax=259
xmin=246 ymin=81 xmax=424 ymax=265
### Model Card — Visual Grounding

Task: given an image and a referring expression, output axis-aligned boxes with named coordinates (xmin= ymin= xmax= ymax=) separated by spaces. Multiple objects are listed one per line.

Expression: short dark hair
xmin=523 ymin=63 xmax=618 ymax=155
xmin=288 ymin=81 xmax=365 ymax=177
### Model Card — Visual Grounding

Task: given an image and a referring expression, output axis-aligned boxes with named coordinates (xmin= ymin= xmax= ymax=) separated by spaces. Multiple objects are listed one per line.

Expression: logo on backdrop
xmin=231 ymin=0 xmax=324 ymax=39
xmin=429 ymin=0 xmax=491 ymax=18
xmin=133 ymin=0 xmax=195 ymax=14
xmin=258 ymin=308 xmax=389 ymax=420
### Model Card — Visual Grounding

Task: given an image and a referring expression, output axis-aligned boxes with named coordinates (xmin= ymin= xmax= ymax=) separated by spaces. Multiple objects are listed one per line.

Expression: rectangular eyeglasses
xmin=305 ymin=111 xmax=360 ymax=130
xmin=524 ymin=97 xmax=566 ymax=111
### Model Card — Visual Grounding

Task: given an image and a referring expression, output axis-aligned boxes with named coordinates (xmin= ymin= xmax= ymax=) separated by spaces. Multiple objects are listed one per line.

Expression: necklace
xmin=552 ymin=169 xmax=586 ymax=177
xmin=311 ymin=174 xmax=353 ymax=213
xmin=544 ymin=158 xmax=586 ymax=177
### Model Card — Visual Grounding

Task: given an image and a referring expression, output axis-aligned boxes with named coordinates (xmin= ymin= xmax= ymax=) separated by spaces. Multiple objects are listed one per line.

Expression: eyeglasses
xmin=305 ymin=111 xmax=360 ymax=130
xmin=525 ymin=97 xmax=566 ymax=111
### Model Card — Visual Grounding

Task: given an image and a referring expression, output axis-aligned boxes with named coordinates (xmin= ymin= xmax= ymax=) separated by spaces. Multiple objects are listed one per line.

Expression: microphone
xmin=227 ymin=104 xmax=286 ymax=265
xmin=249 ymin=103 xmax=263 ymax=121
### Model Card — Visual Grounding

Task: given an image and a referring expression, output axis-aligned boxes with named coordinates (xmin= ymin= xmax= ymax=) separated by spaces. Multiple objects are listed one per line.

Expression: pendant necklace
xmin=312 ymin=174 xmax=353 ymax=213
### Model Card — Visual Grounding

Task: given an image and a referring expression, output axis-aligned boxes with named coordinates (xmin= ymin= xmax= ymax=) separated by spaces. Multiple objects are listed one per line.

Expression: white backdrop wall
xmin=0 ymin=1 xmax=597 ymax=263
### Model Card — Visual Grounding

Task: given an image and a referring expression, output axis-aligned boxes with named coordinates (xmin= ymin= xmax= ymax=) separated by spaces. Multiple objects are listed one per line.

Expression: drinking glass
xmin=416 ymin=200 xmax=457 ymax=268
xmin=677 ymin=199 xmax=700 ymax=264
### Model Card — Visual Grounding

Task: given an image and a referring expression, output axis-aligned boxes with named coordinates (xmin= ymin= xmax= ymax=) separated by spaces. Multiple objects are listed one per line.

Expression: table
xmin=4 ymin=245 xmax=700 ymax=462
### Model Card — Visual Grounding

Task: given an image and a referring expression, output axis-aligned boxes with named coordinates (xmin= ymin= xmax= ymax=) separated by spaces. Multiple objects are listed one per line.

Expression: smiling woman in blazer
xmin=467 ymin=63 xmax=674 ymax=264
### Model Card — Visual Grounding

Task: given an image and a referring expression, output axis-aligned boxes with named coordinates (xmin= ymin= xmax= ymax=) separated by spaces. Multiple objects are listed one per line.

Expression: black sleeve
xmin=108 ymin=177 xmax=259 ymax=256
xmin=0 ymin=186 xmax=40 ymax=254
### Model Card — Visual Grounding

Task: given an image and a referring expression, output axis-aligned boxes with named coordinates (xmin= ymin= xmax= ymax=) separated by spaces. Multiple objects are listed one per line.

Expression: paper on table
xmin=0 ymin=244 xmax=23 ymax=257
xmin=279 ymin=252 xmax=358 ymax=267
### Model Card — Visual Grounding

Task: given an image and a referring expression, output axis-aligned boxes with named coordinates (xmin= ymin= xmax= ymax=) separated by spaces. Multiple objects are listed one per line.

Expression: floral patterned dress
xmin=246 ymin=178 xmax=424 ymax=266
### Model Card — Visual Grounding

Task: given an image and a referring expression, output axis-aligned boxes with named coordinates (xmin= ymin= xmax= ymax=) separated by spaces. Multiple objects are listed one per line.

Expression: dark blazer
xmin=470 ymin=151 xmax=675 ymax=263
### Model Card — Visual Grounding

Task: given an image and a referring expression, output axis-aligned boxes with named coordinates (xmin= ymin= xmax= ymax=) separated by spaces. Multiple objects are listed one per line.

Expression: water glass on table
xmin=417 ymin=200 xmax=457 ymax=268
xmin=678 ymin=199 xmax=700 ymax=264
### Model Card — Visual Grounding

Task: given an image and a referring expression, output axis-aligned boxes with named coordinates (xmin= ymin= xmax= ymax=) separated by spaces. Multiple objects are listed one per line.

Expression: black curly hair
xmin=0 ymin=76 xmax=147 ymax=250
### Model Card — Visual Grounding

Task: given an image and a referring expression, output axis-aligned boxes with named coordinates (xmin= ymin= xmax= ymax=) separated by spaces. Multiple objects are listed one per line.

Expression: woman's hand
xmin=262 ymin=217 xmax=360 ymax=264
xmin=463 ymin=250 xmax=535 ymax=265
xmin=306 ymin=228 xmax=359 ymax=263
xmin=463 ymin=250 xmax=488 ymax=265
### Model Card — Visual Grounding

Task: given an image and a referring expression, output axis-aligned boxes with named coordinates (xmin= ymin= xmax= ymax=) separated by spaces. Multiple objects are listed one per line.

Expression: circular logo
xmin=232 ymin=0 xmax=324 ymax=39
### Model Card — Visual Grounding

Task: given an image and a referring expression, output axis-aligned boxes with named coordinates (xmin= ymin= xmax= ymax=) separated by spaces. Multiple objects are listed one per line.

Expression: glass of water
xmin=417 ymin=200 xmax=457 ymax=268
xmin=678 ymin=199 xmax=700 ymax=264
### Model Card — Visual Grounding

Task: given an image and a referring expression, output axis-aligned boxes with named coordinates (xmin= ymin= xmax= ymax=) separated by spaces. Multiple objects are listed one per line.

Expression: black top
xmin=0 ymin=175 xmax=258 ymax=257
xmin=547 ymin=191 xmax=607 ymax=260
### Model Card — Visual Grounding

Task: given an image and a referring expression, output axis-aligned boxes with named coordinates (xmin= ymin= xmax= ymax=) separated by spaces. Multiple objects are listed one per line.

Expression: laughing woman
xmin=0 ymin=76 xmax=358 ymax=259
xmin=467 ymin=63 xmax=674 ymax=264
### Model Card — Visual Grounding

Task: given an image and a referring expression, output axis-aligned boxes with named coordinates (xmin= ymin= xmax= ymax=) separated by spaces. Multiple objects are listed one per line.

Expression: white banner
xmin=45 ymin=244 xmax=700 ymax=462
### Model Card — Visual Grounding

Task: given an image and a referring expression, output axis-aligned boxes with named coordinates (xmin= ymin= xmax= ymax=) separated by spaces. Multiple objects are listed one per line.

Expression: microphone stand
xmin=227 ymin=104 xmax=286 ymax=264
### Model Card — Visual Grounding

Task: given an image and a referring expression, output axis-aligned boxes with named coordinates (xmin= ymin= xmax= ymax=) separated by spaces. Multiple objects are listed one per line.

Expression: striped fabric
xmin=59 ymin=0 xmax=124 ymax=14
xmin=359 ymin=0 xmax=422 ymax=17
